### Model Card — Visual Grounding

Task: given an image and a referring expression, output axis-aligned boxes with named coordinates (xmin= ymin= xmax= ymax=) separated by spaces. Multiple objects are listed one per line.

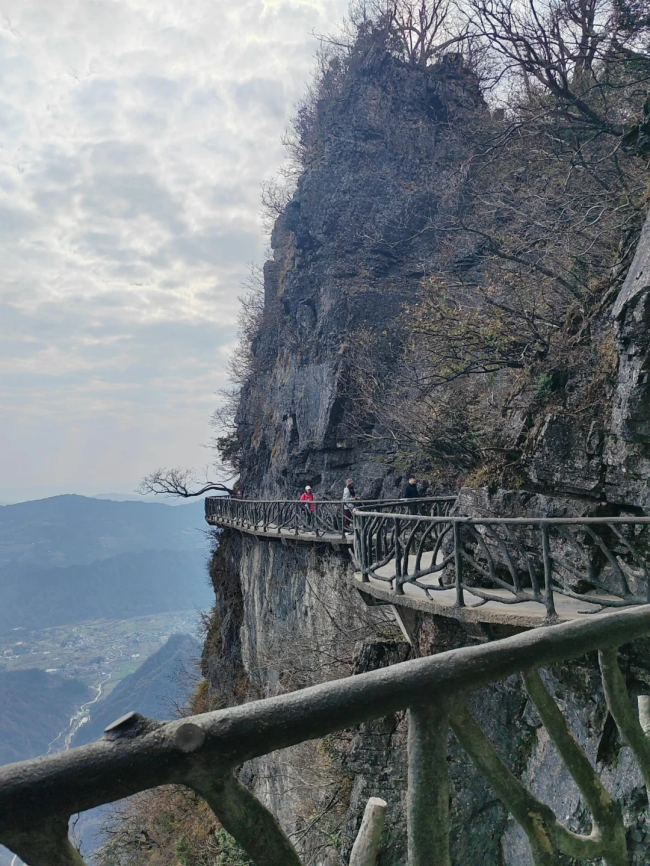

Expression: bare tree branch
xmin=139 ymin=467 xmax=233 ymax=499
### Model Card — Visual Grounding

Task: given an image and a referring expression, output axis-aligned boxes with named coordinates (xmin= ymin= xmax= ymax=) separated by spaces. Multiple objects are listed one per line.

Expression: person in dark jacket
xmin=403 ymin=476 xmax=420 ymax=515
xmin=343 ymin=478 xmax=357 ymax=531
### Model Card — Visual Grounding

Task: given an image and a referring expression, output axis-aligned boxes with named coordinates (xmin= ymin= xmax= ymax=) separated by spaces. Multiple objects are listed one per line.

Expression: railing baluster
xmin=357 ymin=515 xmax=368 ymax=582
xmin=395 ymin=517 xmax=403 ymax=595
xmin=193 ymin=773 xmax=302 ymax=866
xmin=408 ymin=701 xmax=451 ymax=866
xmin=453 ymin=522 xmax=465 ymax=608
xmin=541 ymin=525 xmax=558 ymax=623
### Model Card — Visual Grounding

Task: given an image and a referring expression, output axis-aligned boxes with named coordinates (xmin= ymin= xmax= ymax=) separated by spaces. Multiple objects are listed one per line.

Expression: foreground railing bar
xmin=1 ymin=606 xmax=649 ymax=835
xmin=408 ymin=701 xmax=451 ymax=866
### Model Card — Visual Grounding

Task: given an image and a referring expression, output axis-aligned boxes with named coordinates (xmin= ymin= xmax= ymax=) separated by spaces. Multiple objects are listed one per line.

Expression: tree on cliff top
xmin=466 ymin=0 xmax=650 ymax=152
xmin=348 ymin=0 xmax=461 ymax=66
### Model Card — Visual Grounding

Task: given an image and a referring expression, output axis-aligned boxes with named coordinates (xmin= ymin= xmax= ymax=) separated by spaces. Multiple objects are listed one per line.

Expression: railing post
xmin=349 ymin=797 xmax=387 ymax=866
xmin=638 ymin=696 xmax=650 ymax=737
xmin=358 ymin=516 xmax=369 ymax=583
xmin=453 ymin=522 xmax=465 ymax=608
xmin=541 ymin=525 xmax=558 ymax=623
xmin=408 ymin=701 xmax=451 ymax=866
xmin=395 ymin=517 xmax=403 ymax=595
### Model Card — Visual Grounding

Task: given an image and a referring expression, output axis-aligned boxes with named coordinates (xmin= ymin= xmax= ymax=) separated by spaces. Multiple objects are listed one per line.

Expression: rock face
xmin=203 ymin=38 xmax=650 ymax=866
xmin=236 ymin=47 xmax=482 ymax=501
xmin=605 ymin=214 xmax=650 ymax=509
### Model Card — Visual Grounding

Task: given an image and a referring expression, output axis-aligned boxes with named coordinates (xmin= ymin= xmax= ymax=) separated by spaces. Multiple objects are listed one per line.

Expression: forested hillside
xmin=73 ymin=633 xmax=200 ymax=746
xmin=0 ymin=669 xmax=89 ymax=765
xmin=0 ymin=495 xmax=212 ymax=633
xmin=59 ymin=635 xmax=201 ymax=864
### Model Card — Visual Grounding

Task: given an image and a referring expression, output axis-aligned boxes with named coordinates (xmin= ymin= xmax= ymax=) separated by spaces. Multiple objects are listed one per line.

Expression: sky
xmin=0 ymin=0 xmax=349 ymax=503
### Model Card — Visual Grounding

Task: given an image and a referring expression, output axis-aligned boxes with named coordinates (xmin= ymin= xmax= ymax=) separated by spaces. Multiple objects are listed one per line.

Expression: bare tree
xmin=138 ymin=467 xmax=233 ymax=499
xmin=389 ymin=0 xmax=455 ymax=65
xmin=347 ymin=0 xmax=465 ymax=65
xmin=260 ymin=178 xmax=294 ymax=234
xmin=464 ymin=0 xmax=650 ymax=149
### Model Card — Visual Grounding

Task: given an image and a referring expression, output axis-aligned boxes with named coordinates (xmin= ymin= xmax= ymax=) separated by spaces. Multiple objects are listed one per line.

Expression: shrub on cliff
xmin=96 ymin=788 xmax=253 ymax=866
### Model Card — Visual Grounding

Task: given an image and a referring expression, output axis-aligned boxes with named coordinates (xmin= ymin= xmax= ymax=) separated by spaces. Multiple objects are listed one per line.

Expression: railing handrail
xmin=354 ymin=511 xmax=650 ymax=525
xmin=1 ymin=605 xmax=649 ymax=839
xmin=204 ymin=495 xmax=459 ymax=544
xmin=206 ymin=495 xmax=457 ymax=505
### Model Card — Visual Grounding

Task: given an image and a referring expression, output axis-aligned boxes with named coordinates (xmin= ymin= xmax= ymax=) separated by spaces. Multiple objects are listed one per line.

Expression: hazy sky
xmin=0 ymin=0 xmax=348 ymax=502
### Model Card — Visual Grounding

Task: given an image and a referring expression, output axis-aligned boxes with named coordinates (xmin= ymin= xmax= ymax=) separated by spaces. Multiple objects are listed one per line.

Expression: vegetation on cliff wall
xmin=348 ymin=0 xmax=650 ymax=486
xmin=217 ymin=0 xmax=650 ymax=498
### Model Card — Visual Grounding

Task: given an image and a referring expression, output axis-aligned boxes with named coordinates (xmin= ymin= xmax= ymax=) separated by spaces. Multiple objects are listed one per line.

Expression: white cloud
xmin=0 ymin=0 xmax=348 ymax=493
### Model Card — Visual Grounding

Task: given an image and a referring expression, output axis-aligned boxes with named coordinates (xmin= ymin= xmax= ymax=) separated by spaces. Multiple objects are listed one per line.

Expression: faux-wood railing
xmin=2 ymin=607 xmax=650 ymax=866
xmin=205 ymin=495 xmax=456 ymax=541
xmin=353 ymin=508 xmax=650 ymax=623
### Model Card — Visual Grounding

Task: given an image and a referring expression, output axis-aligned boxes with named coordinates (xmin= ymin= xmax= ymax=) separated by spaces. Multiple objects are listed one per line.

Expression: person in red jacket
xmin=300 ymin=486 xmax=315 ymax=526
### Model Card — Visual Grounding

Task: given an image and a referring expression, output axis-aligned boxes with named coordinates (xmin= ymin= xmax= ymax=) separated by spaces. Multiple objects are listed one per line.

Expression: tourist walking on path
xmin=343 ymin=478 xmax=357 ymax=531
xmin=300 ymin=486 xmax=315 ymax=526
xmin=402 ymin=476 xmax=420 ymax=515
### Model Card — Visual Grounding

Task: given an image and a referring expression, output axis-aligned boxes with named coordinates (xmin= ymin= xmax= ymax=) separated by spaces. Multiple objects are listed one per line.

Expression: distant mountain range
xmin=0 ymin=549 xmax=213 ymax=634
xmin=0 ymin=495 xmax=214 ymax=634
xmin=0 ymin=494 xmax=207 ymax=569
xmin=0 ymin=668 xmax=90 ymax=765
xmin=73 ymin=633 xmax=200 ymax=746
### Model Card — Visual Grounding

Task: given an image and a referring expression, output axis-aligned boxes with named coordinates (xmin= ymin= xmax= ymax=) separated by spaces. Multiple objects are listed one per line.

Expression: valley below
xmin=0 ymin=494 xmax=212 ymax=864
xmin=0 ymin=609 xmax=199 ymax=699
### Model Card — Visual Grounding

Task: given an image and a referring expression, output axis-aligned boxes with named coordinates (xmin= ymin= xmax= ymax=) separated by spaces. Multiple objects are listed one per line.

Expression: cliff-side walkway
xmin=205 ymin=496 xmax=650 ymax=627
xmin=205 ymin=496 xmax=455 ymax=546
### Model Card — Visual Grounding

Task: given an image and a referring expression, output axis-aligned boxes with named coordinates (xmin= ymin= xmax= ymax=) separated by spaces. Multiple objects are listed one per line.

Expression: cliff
xmin=235 ymin=43 xmax=483 ymax=499
xmin=198 ymin=29 xmax=650 ymax=866
xmin=107 ymin=19 xmax=650 ymax=866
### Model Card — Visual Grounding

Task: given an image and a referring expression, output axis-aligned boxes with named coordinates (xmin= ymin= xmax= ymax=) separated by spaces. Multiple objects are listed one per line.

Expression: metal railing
xmin=2 ymin=608 xmax=650 ymax=866
xmin=353 ymin=509 xmax=650 ymax=622
xmin=205 ymin=495 xmax=457 ymax=541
